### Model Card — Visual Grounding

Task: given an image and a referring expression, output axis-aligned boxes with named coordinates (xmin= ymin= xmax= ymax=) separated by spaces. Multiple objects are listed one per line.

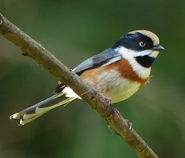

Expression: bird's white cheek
xmin=133 ymin=50 xmax=152 ymax=57
xmin=149 ymin=51 xmax=159 ymax=58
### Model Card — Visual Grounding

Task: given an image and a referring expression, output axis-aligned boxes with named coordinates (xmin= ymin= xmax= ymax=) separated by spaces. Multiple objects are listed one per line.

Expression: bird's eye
xmin=139 ymin=41 xmax=146 ymax=47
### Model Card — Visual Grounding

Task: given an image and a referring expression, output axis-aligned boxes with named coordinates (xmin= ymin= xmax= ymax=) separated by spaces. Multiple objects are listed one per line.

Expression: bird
xmin=9 ymin=30 xmax=165 ymax=126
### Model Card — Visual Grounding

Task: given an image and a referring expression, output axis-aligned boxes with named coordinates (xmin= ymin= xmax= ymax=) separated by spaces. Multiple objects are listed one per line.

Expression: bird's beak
xmin=152 ymin=44 xmax=165 ymax=51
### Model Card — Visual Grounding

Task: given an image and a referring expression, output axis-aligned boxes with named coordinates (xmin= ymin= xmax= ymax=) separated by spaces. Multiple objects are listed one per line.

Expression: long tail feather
xmin=9 ymin=91 xmax=77 ymax=126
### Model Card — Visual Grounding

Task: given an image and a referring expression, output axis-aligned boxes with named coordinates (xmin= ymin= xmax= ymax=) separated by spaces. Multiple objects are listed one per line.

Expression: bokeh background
xmin=0 ymin=0 xmax=185 ymax=158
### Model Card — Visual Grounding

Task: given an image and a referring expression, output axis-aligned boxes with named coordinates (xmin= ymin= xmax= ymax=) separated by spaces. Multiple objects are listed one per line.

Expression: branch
xmin=0 ymin=13 xmax=158 ymax=158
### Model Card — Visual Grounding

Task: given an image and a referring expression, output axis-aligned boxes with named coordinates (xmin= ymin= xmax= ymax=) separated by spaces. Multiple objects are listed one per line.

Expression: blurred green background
xmin=0 ymin=0 xmax=185 ymax=158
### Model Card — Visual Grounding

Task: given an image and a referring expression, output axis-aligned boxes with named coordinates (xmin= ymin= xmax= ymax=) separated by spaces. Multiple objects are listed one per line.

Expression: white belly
xmin=84 ymin=69 xmax=141 ymax=103
xmin=103 ymin=79 xmax=140 ymax=103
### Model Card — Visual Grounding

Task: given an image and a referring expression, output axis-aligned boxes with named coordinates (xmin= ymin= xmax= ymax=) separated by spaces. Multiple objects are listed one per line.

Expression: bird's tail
xmin=9 ymin=88 xmax=79 ymax=126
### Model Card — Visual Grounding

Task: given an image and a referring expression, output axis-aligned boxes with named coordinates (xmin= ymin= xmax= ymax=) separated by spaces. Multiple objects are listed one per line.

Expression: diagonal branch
xmin=0 ymin=13 xmax=158 ymax=158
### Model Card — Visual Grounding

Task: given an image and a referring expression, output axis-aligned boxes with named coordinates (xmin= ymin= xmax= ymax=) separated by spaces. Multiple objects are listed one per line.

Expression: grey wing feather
xmin=73 ymin=57 xmax=94 ymax=74
xmin=73 ymin=48 xmax=121 ymax=75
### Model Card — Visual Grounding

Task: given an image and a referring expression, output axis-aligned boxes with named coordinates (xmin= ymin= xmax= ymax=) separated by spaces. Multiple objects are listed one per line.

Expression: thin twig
xmin=0 ymin=13 xmax=158 ymax=158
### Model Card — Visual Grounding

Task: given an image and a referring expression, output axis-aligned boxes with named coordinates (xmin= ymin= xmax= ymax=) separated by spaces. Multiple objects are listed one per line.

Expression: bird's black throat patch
xmin=135 ymin=55 xmax=155 ymax=68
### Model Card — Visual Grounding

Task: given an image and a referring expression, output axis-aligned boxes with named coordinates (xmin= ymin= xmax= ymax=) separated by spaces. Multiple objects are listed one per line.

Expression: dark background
xmin=0 ymin=0 xmax=185 ymax=158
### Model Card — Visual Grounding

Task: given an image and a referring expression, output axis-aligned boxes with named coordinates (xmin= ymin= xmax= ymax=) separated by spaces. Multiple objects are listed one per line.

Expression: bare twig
xmin=0 ymin=13 xmax=158 ymax=158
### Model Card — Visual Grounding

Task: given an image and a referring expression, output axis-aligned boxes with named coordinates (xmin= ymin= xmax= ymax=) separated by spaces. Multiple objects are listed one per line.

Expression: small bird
xmin=9 ymin=30 xmax=165 ymax=125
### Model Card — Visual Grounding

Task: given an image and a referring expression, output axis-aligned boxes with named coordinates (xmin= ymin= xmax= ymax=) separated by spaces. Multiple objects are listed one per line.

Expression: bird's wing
xmin=73 ymin=48 xmax=121 ymax=75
